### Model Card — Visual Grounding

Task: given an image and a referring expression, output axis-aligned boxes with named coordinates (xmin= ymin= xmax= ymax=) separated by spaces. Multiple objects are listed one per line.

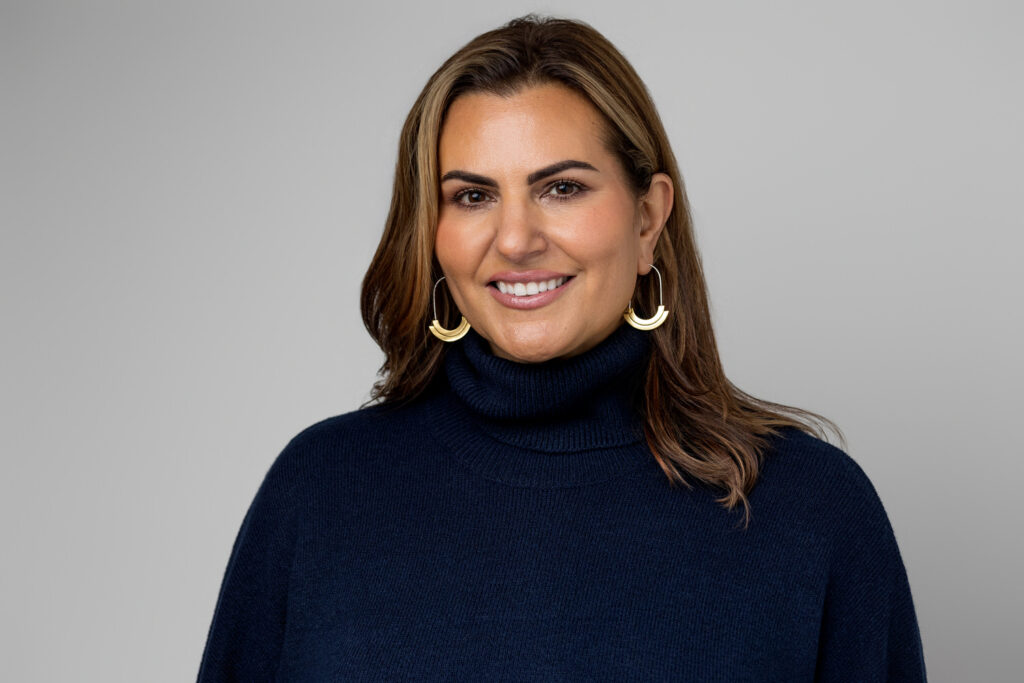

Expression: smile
xmin=493 ymin=276 xmax=569 ymax=297
xmin=487 ymin=275 xmax=575 ymax=310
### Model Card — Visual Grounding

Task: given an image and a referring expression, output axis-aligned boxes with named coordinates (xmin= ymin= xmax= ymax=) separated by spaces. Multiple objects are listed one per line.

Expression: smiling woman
xmin=198 ymin=14 xmax=927 ymax=681
xmin=435 ymin=83 xmax=673 ymax=362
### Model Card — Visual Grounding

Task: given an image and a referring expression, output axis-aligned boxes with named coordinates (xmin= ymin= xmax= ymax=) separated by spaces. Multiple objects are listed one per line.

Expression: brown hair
xmin=361 ymin=14 xmax=843 ymax=527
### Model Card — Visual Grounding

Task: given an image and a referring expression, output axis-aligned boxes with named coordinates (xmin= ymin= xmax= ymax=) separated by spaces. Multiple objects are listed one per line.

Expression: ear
xmin=636 ymin=172 xmax=674 ymax=275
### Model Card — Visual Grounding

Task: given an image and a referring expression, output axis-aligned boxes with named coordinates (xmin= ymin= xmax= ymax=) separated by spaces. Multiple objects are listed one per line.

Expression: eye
xmin=544 ymin=179 xmax=586 ymax=200
xmin=451 ymin=188 xmax=492 ymax=208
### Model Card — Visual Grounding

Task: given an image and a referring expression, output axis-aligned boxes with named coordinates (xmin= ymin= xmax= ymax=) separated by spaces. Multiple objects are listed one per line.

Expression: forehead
xmin=438 ymin=83 xmax=612 ymax=171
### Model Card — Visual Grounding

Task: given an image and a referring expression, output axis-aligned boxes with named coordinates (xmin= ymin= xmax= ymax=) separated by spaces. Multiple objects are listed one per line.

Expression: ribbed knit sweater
xmin=197 ymin=323 xmax=926 ymax=681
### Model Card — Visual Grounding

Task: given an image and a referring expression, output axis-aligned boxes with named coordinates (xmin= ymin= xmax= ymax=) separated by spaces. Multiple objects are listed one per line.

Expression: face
xmin=435 ymin=82 xmax=672 ymax=363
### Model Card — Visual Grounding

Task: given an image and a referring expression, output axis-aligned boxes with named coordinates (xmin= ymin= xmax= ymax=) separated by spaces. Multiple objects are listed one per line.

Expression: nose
xmin=493 ymin=194 xmax=547 ymax=263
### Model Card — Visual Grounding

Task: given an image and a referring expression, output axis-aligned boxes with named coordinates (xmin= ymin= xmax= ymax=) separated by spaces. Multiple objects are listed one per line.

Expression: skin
xmin=435 ymin=82 xmax=674 ymax=363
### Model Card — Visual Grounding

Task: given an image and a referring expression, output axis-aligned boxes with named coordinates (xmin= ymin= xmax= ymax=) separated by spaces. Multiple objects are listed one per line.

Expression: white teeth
xmin=494 ymin=276 xmax=568 ymax=297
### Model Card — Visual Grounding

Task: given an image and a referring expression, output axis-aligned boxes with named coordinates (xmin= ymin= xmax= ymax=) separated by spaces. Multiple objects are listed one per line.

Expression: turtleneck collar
xmin=424 ymin=322 xmax=656 ymax=487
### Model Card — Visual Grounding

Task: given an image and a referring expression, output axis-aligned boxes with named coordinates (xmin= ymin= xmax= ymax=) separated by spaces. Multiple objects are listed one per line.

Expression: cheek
xmin=434 ymin=217 xmax=490 ymax=286
xmin=561 ymin=204 xmax=638 ymax=283
xmin=434 ymin=218 xmax=466 ymax=270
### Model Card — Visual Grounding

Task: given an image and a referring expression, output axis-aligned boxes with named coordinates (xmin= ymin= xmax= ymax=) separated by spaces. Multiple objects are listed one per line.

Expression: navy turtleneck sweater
xmin=198 ymin=324 xmax=926 ymax=681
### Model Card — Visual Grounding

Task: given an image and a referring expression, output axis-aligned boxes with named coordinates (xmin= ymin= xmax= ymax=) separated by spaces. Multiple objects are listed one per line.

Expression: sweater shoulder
xmin=283 ymin=401 xmax=417 ymax=454
xmin=260 ymin=400 xmax=428 ymax=497
xmin=758 ymin=427 xmax=901 ymax=552
xmin=763 ymin=427 xmax=879 ymax=501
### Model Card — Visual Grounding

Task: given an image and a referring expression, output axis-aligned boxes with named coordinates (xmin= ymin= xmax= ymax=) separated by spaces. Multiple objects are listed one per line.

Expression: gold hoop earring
xmin=428 ymin=276 xmax=471 ymax=342
xmin=624 ymin=264 xmax=669 ymax=331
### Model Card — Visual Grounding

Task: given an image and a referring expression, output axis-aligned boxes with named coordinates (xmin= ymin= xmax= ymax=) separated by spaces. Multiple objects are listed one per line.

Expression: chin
xmin=487 ymin=327 xmax=575 ymax=364
xmin=503 ymin=347 xmax=561 ymax=364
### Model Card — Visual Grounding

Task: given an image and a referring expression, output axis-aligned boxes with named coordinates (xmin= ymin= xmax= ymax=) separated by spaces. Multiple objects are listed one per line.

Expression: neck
xmin=423 ymin=323 xmax=656 ymax=487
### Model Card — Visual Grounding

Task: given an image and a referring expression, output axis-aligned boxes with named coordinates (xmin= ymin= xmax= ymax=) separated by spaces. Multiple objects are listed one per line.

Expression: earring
xmin=624 ymin=264 xmax=669 ymax=331
xmin=428 ymin=276 xmax=471 ymax=341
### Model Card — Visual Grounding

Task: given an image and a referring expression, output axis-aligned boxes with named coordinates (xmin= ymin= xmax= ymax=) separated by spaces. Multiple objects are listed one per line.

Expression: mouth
xmin=488 ymin=275 xmax=573 ymax=297
xmin=486 ymin=275 xmax=576 ymax=309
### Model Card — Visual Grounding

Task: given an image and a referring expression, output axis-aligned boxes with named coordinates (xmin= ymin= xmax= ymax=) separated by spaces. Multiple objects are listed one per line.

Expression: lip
xmin=488 ymin=269 xmax=573 ymax=283
xmin=487 ymin=274 xmax=575 ymax=310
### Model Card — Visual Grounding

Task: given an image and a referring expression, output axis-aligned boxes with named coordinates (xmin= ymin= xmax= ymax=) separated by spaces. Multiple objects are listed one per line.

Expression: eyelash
xmin=449 ymin=178 xmax=588 ymax=210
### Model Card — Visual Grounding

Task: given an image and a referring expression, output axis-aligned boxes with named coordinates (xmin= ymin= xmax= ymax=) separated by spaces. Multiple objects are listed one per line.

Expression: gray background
xmin=2 ymin=1 xmax=1020 ymax=680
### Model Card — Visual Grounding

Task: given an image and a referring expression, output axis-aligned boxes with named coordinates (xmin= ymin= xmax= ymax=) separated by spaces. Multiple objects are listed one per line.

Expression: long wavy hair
xmin=361 ymin=14 xmax=843 ymax=527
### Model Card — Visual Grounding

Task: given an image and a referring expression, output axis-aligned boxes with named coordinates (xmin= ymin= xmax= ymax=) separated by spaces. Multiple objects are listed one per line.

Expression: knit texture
xmin=198 ymin=324 xmax=926 ymax=681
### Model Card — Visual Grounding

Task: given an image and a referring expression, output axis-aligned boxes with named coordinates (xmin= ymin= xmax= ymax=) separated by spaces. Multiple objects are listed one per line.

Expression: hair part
xmin=361 ymin=14 xmax=844 ymax=529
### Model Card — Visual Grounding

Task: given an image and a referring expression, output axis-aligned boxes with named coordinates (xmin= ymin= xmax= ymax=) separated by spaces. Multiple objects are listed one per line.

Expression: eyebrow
xmin=440 ymin=159 xmax=599 ymax=187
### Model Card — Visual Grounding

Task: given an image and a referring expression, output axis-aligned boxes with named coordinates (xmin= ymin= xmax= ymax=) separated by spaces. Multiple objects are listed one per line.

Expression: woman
xmin=199 ymin=15 xmax=926 ymax=681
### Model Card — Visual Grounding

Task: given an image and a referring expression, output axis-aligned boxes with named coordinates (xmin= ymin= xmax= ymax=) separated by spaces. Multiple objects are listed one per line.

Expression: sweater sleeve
xmin=814 ymin=455 xmax=927 ymax=682
xmin=197 ymin=448 xmax=302 ymax=682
